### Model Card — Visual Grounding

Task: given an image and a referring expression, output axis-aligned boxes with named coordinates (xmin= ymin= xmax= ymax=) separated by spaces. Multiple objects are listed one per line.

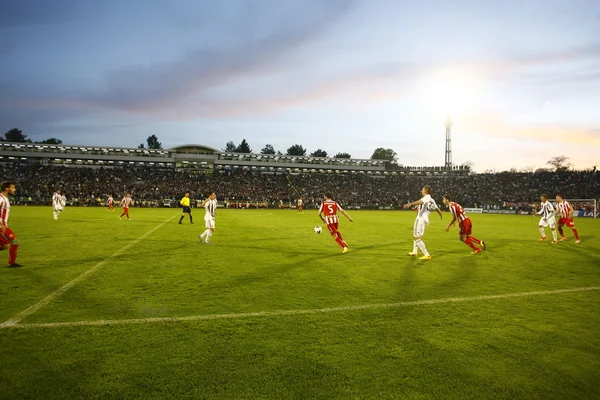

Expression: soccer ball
xmin=314 ymin=225 xmax=322 ymax=234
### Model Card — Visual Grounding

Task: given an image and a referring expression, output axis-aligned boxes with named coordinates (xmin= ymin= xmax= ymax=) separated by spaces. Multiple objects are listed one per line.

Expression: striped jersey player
xmin=0 ymin=181 xmax=21 ymax=267
xmin=119 ymin=193 xmax=133 ymax=220
xmin=318 ymin=193 xmax=353 ymax=253
xmin=443 ymin=195 xmax=486 ymax=254
xmin=555 ymin=194 xmax=580 ymax=243
xmin=403 ymin=186 xmax=443 ymax=260
xmin=199 ymin=192 xmax=217 ymax=244
xmin=536 ymin=194 xmax=557 ymax=243
xmin=52 ymin=189 xmax=63 ymax=220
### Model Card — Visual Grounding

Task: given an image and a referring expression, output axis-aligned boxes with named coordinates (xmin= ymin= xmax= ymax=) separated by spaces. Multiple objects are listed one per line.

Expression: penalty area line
xmin=0 ymin=213 xmax=181 ymax=328
xmin=2 ymin=286 xmax=599 ymax=330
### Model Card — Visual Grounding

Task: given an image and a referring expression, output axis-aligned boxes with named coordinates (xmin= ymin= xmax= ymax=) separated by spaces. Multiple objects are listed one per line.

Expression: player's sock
xmin=412 ymin=240 xmax=418 ymax=254
xmin=8 ymin=242 xmax=19 ymax=265
xmin=572 ymin=228 xmax=579 ymax=240
xmin=126 ymin=212 xmax=130 ymax=220
xmin=120 ymin=212 xmax=125 ymax=218
xmin=464 ymin=237 xmax=478 ymax=251
xmin=179 ymin=216 xmax=184 ymax=223
xmin=552 ymin=230 xmax=557 ymax=241
xmin=336 ymin=233 xmax=348 ymax=248
xmin=415 ymin=239 xmax=430 ymax=257
xmin=469 ymin=236 xmax=482 ymax=245
xmin=558 ymin=226 xmax=564 ymax=237
xmin=538 ymin=227 xmax=546 ymax=237
xmin=189 ymin=215 xmax=193 ymax=223
xmin=206 ymin=231 xmax=213 ymax=242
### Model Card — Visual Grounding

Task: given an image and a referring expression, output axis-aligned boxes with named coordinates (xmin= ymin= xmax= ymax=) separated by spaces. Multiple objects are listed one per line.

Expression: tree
xmin=333 ymin=152 xmax=352 ymax=159
xmin=235 ymin=139 xmax=252 ymax=153
xmin=223 ymin=141 xmax=237 ymax=152
xmin=261 ymin=144 xmax=276 ymax=154
xmin=547 ymin=155 xmax=571 ymax=172
xmin=138 ymin=143 xmax=145 ymax=149
xmin=37 ymin=138 xmax=62 ymax=145
xmin=310 ymin=149 xmax=328 ymax=158
xmin=286 ymin=144 xmax=306 ymax=156
xmin=146 ymin=134 xmax=162 ymax=149
xmin=2 ymin=128 xmax=31 ymax=143
xmin=370 ymin=148 xmax=397 ymax=163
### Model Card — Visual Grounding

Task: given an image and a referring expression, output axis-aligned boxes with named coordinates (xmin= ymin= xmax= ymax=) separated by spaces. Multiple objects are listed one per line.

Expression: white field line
xmin=0 ymin=213 xmax=180 ymax=328
xmin=2 ymin=286 xmax=598 ymax=330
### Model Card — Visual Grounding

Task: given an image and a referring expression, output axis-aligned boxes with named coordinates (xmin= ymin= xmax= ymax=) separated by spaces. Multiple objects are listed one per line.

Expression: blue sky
xmin=1 ymin=0 xmax=599 ymax=171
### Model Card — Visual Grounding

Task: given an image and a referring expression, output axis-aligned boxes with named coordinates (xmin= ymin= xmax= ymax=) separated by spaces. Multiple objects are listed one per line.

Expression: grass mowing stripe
xmin=4 ymin=286 xmax=598 ymax=330
xmin=0 ymin=213 xmax=181 ymax=327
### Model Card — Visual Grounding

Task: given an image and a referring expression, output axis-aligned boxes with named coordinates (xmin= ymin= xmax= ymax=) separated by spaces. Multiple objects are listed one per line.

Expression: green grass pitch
xmin=1 ymin=206 xmax=599 ymax=399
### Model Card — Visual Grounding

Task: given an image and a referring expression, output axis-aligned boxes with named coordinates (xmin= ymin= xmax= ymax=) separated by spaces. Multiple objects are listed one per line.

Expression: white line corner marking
xmin=0 ymin=213 xmax=180 ymax=328
xmin=2 ymin=286 xmax=598 ymax=330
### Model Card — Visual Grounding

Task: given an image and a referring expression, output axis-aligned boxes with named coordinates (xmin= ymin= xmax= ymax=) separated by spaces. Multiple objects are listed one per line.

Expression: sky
xmin=1 ymin=0 xmax=599 ymax=172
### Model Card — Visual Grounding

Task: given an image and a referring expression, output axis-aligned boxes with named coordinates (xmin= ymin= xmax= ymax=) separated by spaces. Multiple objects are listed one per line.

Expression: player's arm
xmin=435 ymin=207 xmax=443 ymax=220
xmin=340 ymin=208 xmax=353 ymax=222
xmin=445 ymin=214 xmax=456 ymax=231
xmin=317 ymin=205 xmax=326 ymax=223
xmin=403 ymin=199 xmax=423 ymax=209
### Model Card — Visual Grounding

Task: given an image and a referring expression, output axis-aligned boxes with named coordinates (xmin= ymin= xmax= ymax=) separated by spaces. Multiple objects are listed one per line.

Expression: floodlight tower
xmin=445 ymin=115 xmax=453 ymax=169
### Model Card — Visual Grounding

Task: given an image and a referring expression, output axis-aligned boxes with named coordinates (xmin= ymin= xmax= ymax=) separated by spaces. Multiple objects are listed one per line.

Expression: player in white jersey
xmin=198 ymin=192 xmax=217 ymax=244
xmin=0 ymin=181 xmax=21 ymax=267
xmin=52 ymin=189 xmax=63 ymax=220
xmin=536 ymin=194 xmax=557 ymax=244
xmin=403 ymin=186 xmax=443 ymax=260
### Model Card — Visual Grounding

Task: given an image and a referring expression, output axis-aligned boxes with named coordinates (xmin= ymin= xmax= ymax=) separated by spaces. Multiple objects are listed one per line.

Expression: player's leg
xmin=557 ymin=220 xmax=566 ymax=240
xmin=179 ymin=210 xmax=185 ymax=224
xmin=538 ymin=218 xmax=547 ymax=241
xmin=327 ymin=224 xmax=345 ymax=249
xmin=409 ymin=219 xmax=419 ymax=256
xmin=2 ymin=229 xmax=20 ymax=267
xmin=335 ymin=226 xmax=349 ymax=252
xmin=412 ymin=221 xmax=430 ymax=259
xmin=549 ymin=219 xmax=557 ymax=243
xmin=568 ymin=220 xmax=580 ymax=242
xmin=189 ymin=210 xmax=193 ymax=224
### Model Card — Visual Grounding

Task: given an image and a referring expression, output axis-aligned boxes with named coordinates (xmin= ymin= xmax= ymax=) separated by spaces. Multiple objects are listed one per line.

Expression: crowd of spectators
xmin=2 ymin=163 xmax=599 ymax=210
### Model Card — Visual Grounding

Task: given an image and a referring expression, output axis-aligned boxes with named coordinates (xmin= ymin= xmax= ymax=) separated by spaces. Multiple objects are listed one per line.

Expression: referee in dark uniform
xmin=178 ymin=192 xmax=193 ymax=224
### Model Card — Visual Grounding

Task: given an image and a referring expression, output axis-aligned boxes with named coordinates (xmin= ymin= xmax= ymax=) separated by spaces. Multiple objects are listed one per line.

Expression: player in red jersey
xmin=119 ymin=193 xmax=133 ymax=220
xmin=555 ymin=193 xmax=580 ymax=244
xmin=442 ymin=195 xmax=486 ymax=255
xmin=0 ymin=181 xmax=22 ymax=268
xmin=318 ymin=193 xmax=353 ymax=253
xmin=107 ymin=195 xmax=114 ymax=211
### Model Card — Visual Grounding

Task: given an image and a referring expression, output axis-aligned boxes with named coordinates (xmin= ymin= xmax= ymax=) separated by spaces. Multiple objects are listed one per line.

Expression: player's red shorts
xmin=326 ymin=222 xmax=339 ymax=235
xmin=558 ymin=217 xmax=575 ymax=228
xmin=298 ymin=205 xmax=303 ymax=211
xmin=0 ymin=227 xmax=17 ymax=246
xmin=459 ymin=219 xmax=473 ymax=236
xmin=123 ymin=207 xmax=129 ymax=212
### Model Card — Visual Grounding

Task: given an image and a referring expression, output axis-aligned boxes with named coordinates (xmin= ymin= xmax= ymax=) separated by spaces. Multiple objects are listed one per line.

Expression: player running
xmin=119 ymin=193 xmax=133 ymax=220
xmin=107 ymin=195 xmax=114 ymax=211
xmin=403 ymin=186 xmax=443 ymax=260
xmin=0 ymin=181 xmax=21 ymax=268
xmin=442 ymin=195 xmax=486 ymax=254
xmin=52 ymin=189 xmax=63 ymax=220
xmin=556 ymin=194 xmax=580 ymax=243
xmin=318 ymin=193 xmax=353 ymax=253
xmin=178 ymin=192 xmax=193 ymax=224
xmin=537 ymin=194 xmax=557 ymax=244
xmin=297 ymin=198 xmax=304 ymax=214
xmin=199 ymin=192 xmax=217 ymax=244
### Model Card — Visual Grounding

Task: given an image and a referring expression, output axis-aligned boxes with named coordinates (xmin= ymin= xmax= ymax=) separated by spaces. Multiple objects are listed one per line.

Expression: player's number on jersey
xmin=327 ymin=204 xmax=334 ymax=213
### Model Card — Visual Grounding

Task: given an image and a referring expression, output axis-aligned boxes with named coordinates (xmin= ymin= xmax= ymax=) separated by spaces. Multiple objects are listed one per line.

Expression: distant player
xmin=0 ymin=181 xmax=21 ymax=268
xmin=199 ymin=192 xmax=217 ymax=243
xmin=556 ymin=193 xmax=580 ymax=244
xmin=297 ymin=198 xmax=303 ymax=214
xmin=442 ymin=195 xmax=486 ymax=255
xmin=119 ymin=193 xmax=133 ymax=220
xmin=403 ymin=186 xmax=443 ymax=260
xmin=178 ymin=192 xmax=193 ymax=224
xmin=318 ymin=193 xmax=353 ymax=253
xmin=52 ymin=189 xmax=63 ymax=220
xmin=107 ymin=195 xmax=114 ymax=211
xmin=537 ymin=194 xmax=557 ymax=244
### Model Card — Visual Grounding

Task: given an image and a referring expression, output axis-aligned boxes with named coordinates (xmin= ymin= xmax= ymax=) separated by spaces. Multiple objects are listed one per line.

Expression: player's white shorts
xmin=413 ymin=218 xmax=428 ymax=237
xmin=54 ymin=205 xmax=63 ymax=211
xmin=538 ymin=216 xmax=556 ymax=228
xmin=205 ymin=216 xmax=215 ymax=229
